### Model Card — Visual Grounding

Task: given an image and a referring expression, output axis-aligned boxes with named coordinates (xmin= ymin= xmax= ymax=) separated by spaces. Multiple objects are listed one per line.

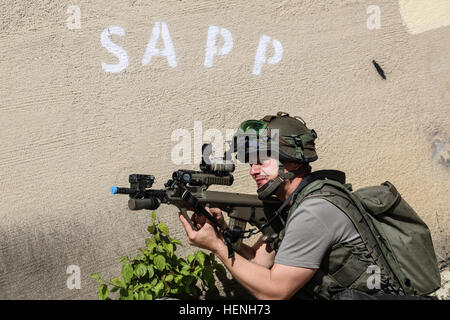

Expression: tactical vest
xmin=261 ymin=173 xmax=440 ymax=299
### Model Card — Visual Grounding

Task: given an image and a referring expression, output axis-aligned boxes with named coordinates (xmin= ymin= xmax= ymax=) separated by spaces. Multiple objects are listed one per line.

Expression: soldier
xmin=178 ymin=112 xmax=409 ymax=300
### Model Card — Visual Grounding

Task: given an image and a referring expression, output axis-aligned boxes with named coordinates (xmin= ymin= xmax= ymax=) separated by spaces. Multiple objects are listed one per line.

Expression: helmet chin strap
xmin=256 ymin=163 xmax=311 ymax=200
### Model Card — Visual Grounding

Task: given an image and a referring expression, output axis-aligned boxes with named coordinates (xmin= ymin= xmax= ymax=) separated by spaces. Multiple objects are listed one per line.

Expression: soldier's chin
xmin=256 ymin=180 xmax=268 ymax=188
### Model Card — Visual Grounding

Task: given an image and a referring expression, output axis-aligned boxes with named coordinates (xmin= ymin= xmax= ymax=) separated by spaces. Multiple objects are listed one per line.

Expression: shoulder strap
xmin=296 ymin=170 xmax=346 ymax=195
xmin=284 ymin=170 xmax=345 ymax=215
xmin=287 ymin=170 xmax=345 ymax=218
xmin=259 ymin=170 xmax=346 ymax=232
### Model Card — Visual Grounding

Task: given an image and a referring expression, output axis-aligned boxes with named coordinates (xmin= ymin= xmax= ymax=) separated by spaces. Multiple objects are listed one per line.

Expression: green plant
xmin=91 ymin=211 xmax=226 ymax=300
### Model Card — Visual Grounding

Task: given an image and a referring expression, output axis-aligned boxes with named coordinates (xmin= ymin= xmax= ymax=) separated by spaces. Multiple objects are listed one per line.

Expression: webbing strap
xmin=331 ymin=254 xmax=368 ymax=288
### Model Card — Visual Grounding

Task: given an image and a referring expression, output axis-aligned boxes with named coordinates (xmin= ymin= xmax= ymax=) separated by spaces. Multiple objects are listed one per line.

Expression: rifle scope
xmin=172 ymin=170 xmax=234 ymax=186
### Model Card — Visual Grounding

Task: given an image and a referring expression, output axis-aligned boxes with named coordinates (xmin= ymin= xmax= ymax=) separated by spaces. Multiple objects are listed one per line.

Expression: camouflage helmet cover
xmin=233 ymin=112 xmax=318 ymax=164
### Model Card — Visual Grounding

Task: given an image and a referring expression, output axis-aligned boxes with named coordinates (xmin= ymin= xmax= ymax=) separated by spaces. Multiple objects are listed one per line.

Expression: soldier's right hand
xmin=204 ymin=207 xmax=228 ymax=229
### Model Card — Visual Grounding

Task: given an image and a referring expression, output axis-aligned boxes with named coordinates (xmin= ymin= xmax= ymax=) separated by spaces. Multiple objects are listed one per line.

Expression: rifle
xmin=111 ymin=144 xmax=283 ymax=258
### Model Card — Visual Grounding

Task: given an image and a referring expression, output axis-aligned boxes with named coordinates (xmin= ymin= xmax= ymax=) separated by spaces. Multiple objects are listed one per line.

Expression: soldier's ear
xmin=282 ymin=161 xmax=302 ymax=171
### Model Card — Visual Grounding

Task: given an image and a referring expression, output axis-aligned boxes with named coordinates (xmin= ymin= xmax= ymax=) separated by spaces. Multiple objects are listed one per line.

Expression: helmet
xmin=232 ymin=111 xmax=318 ymax=164
xmin=230 ymin=112 xmax=318 ymax=199
xmin=262 ymin=112 xmax=317 ymax=163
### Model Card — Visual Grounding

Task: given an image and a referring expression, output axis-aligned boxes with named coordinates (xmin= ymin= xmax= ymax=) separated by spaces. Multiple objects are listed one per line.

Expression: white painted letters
xmin=252 ymin=35 xmax=283 ymax=75
xmin=101 ymin=26 xmax=129 ymax=74
xmin=142 ymin=22 xmax=178 ymax=68
xmin=100 ymin=23 xmax=282 ymax=75
xmin=204 ymin=26 xmax=233 ymax=68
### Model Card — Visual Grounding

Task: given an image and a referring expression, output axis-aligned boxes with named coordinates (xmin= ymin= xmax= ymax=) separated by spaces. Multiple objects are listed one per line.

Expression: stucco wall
xmin=0 ymin=0 xmax=448 ymax=299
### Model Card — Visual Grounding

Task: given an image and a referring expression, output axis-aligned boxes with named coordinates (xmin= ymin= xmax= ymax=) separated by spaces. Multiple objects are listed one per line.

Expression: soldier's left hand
xmin=178 ymin=211 xmax=224 ymax=252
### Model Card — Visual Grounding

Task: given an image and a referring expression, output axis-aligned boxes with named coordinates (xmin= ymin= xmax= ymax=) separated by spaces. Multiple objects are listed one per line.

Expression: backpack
xmin=291 ymin=175 xmax=441 ymax=296
xmin=352 ymin=181 xmax=441 ymax=295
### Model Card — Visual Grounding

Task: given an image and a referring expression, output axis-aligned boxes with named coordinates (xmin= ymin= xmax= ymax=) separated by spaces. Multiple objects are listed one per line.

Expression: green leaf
xmin=149 ymin=278 xmax=158 ymax=287
xmin=170 ymin=239 xmax=183 ymax=246
xmin=111 ymin=278 xmax=126 ymax=289
xmin=174 ymin=275 xmax=183 ymax=284
xmin=98 ymin=284 xmax=109 ymax=300
xmin=158 ymin=243 xmax=166 ymax=252
xmin=147 ymin=224 xmax=156 ymax=235
xmin=193 ymin=265 xmax=202 ymax=277
xmin=201 ymin=265 xmax=215 ymax=288
xmin=90 ymin=273 xmax=100 ymax=280
xmin=152 ymin=211 xmax=157 ymax=222
xmin=119 ymin=288 xmax=133 ymax=300
xmin=215 ymin=264 xmax=227 ymax=276
xmin=134 ymin=284 xmax=143 ymax=291
xmin=157 ymin=223 xmax=170 ymax=236
xmin=166 ymin=243 xmax=174 ymax=257
xmin=134 ymin=263 xmax=147 ymax=278
xmin=195 ymin=251 xmax=206 ymax=266
xmin=119 ymin=256 xmax=129 ymax=263
xmin=179 ymin=258 xmax=189 ymax=267
xmin=144 ymin=292 xmax=153 ymax=300
xmin=154 ymin=255 xmax=166 ymax=271
xmin=138 ymin=291 xmax=145 ymax=300
xmin=147 ymin=242 xmax=157 ymax=253
xmin=92 ymin=274 xmax=104 ymax=285
xmin=154 ymin=281 xmax=164 ymax=294
xmin=111 ymin=286 xmax=119 ymax=293
xmin=147 ymin=265 xmax=154 ymax=278
xmin=121 ymin=262 xmax=134 ymax=283
xmin=165 ymin=274 xmax=174 ymax=282
xmin=180 ymin=265 xmax=191 ymax=276
xmin=187 ymin=254 xmax=195 ymax=264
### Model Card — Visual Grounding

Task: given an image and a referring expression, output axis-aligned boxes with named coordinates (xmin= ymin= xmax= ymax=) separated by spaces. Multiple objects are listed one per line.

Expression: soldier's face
xmin=249 ymin=156 xmax=279 ymax=188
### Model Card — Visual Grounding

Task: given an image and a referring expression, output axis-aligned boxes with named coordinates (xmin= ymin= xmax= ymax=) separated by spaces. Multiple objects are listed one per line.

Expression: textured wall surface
xmin=0 ymin=0 xmax=448 ymax=299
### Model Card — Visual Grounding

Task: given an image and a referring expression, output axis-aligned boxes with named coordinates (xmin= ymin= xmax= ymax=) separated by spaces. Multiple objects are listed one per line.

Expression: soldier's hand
xmin=178 ymin=212 xmax=224 ymax=253
xmin=190 ymin=207 xmax=227 ymax=230
xmin=191 ymin=213 xmax=206 ymax=230
xmin=205 ymin=207 xmax=228 ymax=229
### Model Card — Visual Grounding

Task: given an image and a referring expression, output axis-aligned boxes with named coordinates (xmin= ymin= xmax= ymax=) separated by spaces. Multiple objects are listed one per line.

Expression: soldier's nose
xmin=250 ymin=163 xmax=261 ymax=175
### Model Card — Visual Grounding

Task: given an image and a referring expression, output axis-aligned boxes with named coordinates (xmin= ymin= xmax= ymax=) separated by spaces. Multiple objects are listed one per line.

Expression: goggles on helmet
xmin=230 ymin=120 xmax=279 ymax=165
xmin=238 ymin=120 xmax=268 ymax=134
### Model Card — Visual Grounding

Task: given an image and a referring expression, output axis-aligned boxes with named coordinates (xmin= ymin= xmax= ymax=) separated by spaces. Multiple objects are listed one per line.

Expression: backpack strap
xmin=283 ymin=170 xmax=345 ymax=222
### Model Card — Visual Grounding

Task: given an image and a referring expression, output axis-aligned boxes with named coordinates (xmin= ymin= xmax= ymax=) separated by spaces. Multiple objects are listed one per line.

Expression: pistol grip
xmin=180 ymin=208 xmax=197 ymax=231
